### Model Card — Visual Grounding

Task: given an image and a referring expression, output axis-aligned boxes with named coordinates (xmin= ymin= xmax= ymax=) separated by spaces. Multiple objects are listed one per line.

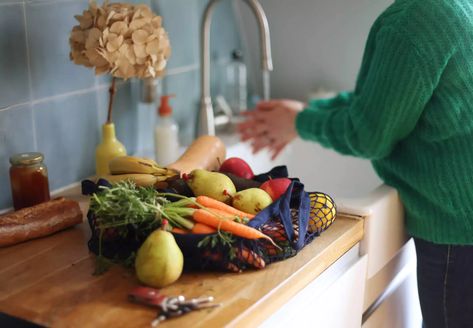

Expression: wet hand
xmin=237 ymin=99 xmax=305 ymax=160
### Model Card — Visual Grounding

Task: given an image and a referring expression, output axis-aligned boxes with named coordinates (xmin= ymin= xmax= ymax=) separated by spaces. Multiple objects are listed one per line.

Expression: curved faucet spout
xmin=197 ymin=0 xmax=273 ymax=137
xmin=243 ymin=0 xmax=273 ymax=72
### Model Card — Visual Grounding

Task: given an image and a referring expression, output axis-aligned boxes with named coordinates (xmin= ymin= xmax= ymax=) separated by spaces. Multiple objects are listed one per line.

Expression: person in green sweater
xmin=239 ymin=0 xmax=473 ymax=327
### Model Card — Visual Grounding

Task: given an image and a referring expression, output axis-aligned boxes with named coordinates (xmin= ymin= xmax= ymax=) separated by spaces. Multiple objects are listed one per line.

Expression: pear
xmin=185 ymin=169 xmax=236 ymax=203
xmin=232 ymin=188 xmax=273 ymax=215
xmin=135 ymin=229 xmax=183 ymax=288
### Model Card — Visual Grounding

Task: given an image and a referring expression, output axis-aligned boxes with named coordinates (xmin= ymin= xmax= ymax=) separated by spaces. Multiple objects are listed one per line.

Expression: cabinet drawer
xmin=362 ymin=267 xmax=422 ymax=328
xmin=261 ymin=248 xmax=368 ymax=328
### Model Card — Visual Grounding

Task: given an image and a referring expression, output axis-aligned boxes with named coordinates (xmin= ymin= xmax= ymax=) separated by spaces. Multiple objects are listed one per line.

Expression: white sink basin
xmin=220 ymin=133 xmax=383 ymax=205
xmin=219 ymin=133 xmax=410 ymax=279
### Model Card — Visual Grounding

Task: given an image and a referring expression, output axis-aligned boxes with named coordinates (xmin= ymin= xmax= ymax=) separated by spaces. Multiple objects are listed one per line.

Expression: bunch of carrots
xmin=159 ymin=194 xmax=278 ymax=271
xmin=166 ymin=195 xmax=273 ymax=242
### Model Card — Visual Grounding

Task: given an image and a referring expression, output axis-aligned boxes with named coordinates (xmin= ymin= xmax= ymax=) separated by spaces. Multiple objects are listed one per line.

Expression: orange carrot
xmin=196 ymin=196 xmax=255 ymax=219
xmin=171 ymin=227 xmax=189 ymax=234
xmin=191 ymin=223 xmax=217 ymax=234
xmin=237 ymin=247 xmax=266 ymax=269
xmin=206 ymin=208 xmax=242 ymax=221
xmin=202 ymin=251 xmax=241 ymax=272
xmin=193 ymin=209 xmax=276 ymax=245
xmin=261 ymin=222 xmax=288 ymax=242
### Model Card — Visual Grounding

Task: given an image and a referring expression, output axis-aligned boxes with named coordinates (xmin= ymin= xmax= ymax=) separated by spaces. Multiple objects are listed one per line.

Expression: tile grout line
xmin=31 ymin=81 xmax=123 ymax=106
xmin=25 ymin=0 xmax=79 ymax=7
xmin=166 ymin=64 xmax=199 ymax=76
xmin=0 ymin=65 xmax=199 ymax=113
xmin=0 ymin=81 xmax=120 ymax=113
xmin=0 ymin=1 xmax=24 ymax=7
xmin=22 ymin=1 xmax=37 ymax=150
xmin=0 ymin=101 xmax=31 ymax=113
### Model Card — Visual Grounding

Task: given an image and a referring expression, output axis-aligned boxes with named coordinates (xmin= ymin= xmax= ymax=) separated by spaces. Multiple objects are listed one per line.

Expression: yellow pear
xmin=135 ymin=229 xmax=183 ymax=288
xmin=232 ymin=188 xmax=273 ymax=215
xmin=185 ymin=169 xmax=236 ymax=203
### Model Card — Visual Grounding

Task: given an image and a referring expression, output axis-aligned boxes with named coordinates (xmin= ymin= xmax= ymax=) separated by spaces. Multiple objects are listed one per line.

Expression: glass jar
xmin=9 ymin=152 xmax=50 ymax=210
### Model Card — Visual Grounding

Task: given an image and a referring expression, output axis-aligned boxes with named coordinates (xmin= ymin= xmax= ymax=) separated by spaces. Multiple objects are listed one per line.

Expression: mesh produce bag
xmin=83 ymin=166 xmax=337 ymax=272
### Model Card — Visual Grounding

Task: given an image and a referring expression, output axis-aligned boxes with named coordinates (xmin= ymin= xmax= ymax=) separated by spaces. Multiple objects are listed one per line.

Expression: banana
xmin=109 ymin=156 xmax=164 ymax=175
xmin=98 ymin=174 xmax=159 ymax=187
xmin=109 ymin=156 xmax=176 ymax=177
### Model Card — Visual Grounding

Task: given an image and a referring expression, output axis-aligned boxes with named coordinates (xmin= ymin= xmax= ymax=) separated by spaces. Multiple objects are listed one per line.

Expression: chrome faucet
xmin=197 ymin=0 xmax=273 ymax=136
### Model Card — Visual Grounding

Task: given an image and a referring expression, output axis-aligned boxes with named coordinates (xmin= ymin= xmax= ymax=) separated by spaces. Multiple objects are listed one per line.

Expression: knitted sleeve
xmin=308 ymin=91 xmax=353 ymax=110
xmin=296 ymin=26 xmax=446 ymax=159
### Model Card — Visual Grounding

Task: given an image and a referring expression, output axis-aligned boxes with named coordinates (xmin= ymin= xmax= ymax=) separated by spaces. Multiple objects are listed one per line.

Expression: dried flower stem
xmin=106 ymin=77 xmax=116 ymax=124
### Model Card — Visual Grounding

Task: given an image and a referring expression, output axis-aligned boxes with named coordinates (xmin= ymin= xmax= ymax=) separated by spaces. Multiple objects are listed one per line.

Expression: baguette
xmin=0 ymin=198 xmax=83 ymax=247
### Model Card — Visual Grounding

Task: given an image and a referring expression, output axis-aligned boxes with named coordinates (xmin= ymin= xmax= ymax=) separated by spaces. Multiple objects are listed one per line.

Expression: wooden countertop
xmin=0 ymin=192 xmax=364 ymax=328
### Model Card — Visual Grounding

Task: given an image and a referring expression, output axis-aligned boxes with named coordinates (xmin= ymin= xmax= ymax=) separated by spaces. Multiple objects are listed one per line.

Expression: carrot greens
xmin=90 ymin=181 xmax=194 ymax=231
xmin=88 ymin=181 xmax=276 ymax=274
xmin=89 ymin=181 xmax=195 ymax=273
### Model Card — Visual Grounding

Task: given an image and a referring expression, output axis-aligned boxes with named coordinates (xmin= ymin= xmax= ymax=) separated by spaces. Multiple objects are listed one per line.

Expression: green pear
xmin=135 ymin=229 xmax=183 ymax=288
xmin=186 ymin=169 xmax=236 ymax=203
xmin=232 ymin=188 xmax=273 ymax=215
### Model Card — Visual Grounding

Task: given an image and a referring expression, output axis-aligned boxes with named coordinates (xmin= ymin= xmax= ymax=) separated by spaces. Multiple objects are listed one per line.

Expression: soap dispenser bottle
xmin=154 ymin=95 xmax=179 ymax=166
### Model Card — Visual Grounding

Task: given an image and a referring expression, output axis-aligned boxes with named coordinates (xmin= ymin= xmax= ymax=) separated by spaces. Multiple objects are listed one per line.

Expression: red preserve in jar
xmin=9 ymin=152 xmax=50 ymax=210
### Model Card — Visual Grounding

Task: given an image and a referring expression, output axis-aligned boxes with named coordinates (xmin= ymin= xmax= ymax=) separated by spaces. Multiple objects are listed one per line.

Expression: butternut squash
xmin=167 ymin=135 xmax=226 ymax=175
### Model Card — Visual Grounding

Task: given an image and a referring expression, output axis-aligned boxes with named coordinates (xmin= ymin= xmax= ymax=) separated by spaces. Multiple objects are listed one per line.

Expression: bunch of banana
xmin=98 ymin=156 xmax=179 ymax=187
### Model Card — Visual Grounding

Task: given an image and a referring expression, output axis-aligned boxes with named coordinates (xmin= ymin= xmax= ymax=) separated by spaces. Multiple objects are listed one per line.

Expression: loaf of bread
xmin=0 ymin=198 xmax=83 ymax=247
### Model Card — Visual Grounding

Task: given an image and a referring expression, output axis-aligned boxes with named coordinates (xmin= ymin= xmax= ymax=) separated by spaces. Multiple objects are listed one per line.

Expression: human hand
xmin=237 ymin=99 xmax=305 ymax=160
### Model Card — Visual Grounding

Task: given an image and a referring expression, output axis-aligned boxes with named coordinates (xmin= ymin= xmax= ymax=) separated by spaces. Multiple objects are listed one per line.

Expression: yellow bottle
xmin=95 ymin=123 xmax=127 ymax=175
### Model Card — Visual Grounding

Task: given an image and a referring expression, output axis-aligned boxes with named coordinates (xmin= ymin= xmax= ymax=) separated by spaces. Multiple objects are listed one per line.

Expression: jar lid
xmin=9 ymin=152 xmax=44 ymax=166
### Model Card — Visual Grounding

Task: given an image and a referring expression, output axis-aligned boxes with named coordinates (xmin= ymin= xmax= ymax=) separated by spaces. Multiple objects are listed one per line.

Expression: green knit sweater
xmin=296 ymin=0 xmax=473 ymax=245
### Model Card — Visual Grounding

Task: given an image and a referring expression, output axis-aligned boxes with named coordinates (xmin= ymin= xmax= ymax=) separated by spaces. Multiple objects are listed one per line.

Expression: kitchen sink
xmin=219 ymin=132 xmax=422 ymax=328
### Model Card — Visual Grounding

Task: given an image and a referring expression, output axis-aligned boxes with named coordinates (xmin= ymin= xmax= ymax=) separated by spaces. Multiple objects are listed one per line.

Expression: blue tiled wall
xmin=0 ymin=0 xmax=241 ymax=209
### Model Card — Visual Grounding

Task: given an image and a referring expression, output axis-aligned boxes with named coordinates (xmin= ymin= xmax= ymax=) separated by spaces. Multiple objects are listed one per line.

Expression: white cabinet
xmin=362 ymin=263 xmax=422 ymax=328
xmin=362 ymin=240 xmax=422 ymax=328
xmin=261 ymin=246 xmax=368 ymax=328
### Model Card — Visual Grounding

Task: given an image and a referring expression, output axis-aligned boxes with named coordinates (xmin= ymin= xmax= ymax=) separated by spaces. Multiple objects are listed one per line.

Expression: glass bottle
xmin=9 ymin=152 xmax=50 ymax=210
xmin=225 ymin=50 xmax=248 ymax=114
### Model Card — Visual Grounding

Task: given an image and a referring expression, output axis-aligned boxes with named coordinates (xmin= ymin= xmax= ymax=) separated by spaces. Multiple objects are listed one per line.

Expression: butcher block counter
xmin=0 ymin=190 xmax=364 ymax=328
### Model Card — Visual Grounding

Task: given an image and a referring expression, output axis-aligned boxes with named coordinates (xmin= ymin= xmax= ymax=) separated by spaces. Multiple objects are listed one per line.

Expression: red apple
xmin=260 ymin=178 xmax=292 ymax=201
xmin=219 ymin=157 xmax=254 ymax=179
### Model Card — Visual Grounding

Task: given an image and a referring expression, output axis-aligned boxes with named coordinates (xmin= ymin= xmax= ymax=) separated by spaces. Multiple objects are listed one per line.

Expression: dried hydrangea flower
xmin=69 ymin=0 xmax=171 ymax=79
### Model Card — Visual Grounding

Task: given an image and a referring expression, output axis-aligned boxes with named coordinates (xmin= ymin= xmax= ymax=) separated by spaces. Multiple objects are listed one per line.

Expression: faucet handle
xmin=215 ymin=95 xmax=233 ymax=118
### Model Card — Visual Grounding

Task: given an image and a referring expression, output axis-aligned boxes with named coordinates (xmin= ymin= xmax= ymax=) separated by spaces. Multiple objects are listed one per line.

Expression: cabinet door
xmin=261 ymin=253 xmax=368 ymax=328
xmin=362 ymin=267 xmax=422 ymax=328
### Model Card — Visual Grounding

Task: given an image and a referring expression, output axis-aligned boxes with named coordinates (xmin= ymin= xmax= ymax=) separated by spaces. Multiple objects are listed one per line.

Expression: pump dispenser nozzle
xmin=158 ymin=94 xmax=175 ymax=117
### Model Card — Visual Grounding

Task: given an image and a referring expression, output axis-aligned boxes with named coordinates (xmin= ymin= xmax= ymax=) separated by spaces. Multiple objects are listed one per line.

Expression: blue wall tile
xmin=0 ymin=4 xmax=30 ymax=108
xmin=152 ymin=0 xmax=199 ymax=69
xmin=26 ymin=0 xmax=95 ymax=99
xmin=0 ymin=0 xmax=241 ymax=210
xmin=162 ymin=70 xmax=199 ymax=146
xmin=34 ymin=92 xmax=99 ymax=190
xmin=133 ymin=78 xmax=160 ymax=155
xmin=96 ymin=80 xmax=138 ymax=155
xmin=207 ymin=0 xmax=242 ymax=61
xmin=0 ymin=105 xmax=35 ymax=209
